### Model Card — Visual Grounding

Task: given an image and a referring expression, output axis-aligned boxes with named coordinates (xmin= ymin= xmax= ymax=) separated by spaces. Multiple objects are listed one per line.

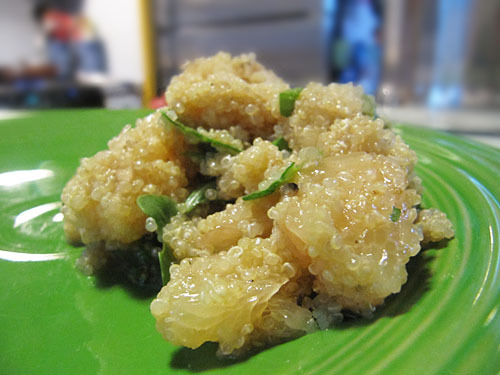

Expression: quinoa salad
xmin=61 ymin=52 xmax=454 ymax=356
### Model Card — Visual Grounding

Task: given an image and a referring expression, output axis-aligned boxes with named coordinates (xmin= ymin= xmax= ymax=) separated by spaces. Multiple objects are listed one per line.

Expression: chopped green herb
xmin=243 ymin=162 xmax=299 ymax=201
xmin=137 ymin=195 xmax=179 ymax=285
xmin=390 ymin=207 xmax=401 ymax=222
xmin=137 ymin=195 xmax=178 ymax=239
xmin=182 ymin=182 xmax=217 ymax=214
xmin=162 ymin=111 xmax=242 ymax=154
xmin=362 ymin=94 xmax=376 ymax=118
xmin=158 ymin=242 xmax=175 ymax=285
xmin=272 ymin=136 xmax=291 ymax=151
xmin=137 ymin=183 xmax=224 ymax=284
xmin=184 ymin=150 xmax=206 ymax=162
xmin=279 ymin=88 xmax=303 ymax=117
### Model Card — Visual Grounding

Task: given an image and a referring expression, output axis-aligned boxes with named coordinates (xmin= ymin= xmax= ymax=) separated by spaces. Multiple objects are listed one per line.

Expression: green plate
xmin=1 ymin=109 xmax=499 ymax=375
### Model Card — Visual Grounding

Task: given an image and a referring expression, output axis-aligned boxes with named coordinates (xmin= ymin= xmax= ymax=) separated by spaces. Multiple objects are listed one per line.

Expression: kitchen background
xmin=0 ymin=0 xmax=498 ymax=146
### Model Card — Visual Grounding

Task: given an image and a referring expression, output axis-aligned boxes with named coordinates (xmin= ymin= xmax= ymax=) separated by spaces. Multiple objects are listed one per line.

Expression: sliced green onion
xmin=243 ymin=162 xmax=299 ymax=201
xmin=279 ymin=88 xmax=303 ymax=117
xmin=162 ymin=111 xmax=242 ymax=154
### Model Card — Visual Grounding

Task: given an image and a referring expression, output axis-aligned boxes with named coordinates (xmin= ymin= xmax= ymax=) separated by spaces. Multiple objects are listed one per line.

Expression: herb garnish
xmin=279 ymin=88 xmax=303 ymax=117
xmin=162 ymin=111 xmax=242 ymax=154
xmin=362 ymin=94 xmax=376 ymax=118
xmin=243 ymin=162 xmax=299 ymax=201
xmin=272 ymin=136 xmax=291 ymax=151
xmin=390 ymin=207 xmax=401 ymax=222
xmin=137 ymin=195 xmax=179 ymax=284
xmin=182 ymin=182 xmax=217 ymax=214
xmin=136 ymin=195 xmax=178 ymax=240
xmin=184 ymin=150 xmax=206 ymax=162
xmin=158 ymin=242 xmax=175 ymax=286
xmin=137 ymin=183 xmax=218 ymax=284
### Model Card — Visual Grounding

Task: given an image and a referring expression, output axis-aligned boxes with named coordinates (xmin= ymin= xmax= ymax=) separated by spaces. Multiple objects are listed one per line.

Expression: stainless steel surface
xmin=153 ymin=0 xmax=328 ymax=87
xmin=379 ymin=0 xmax=500 ymax=112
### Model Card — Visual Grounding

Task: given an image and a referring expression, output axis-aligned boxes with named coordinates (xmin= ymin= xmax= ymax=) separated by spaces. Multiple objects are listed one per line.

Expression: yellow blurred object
xmin=139 ymin=0 xmax=156 ymax=107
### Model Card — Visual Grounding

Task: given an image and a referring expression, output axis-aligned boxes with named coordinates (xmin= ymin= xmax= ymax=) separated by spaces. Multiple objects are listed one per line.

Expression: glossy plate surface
xmin=1 ymin=109 xmax=499 ymax=375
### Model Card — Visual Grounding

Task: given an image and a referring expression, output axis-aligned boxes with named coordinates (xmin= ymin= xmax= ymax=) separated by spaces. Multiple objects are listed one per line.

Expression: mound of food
xmin=61 ymin=52 xmax=454 ymax=356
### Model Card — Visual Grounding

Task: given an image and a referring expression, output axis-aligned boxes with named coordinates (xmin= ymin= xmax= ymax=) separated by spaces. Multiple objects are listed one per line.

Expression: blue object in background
xmin=427 ymin=0 xmax=472 ymax=108
xmin=47 ymin=39 xmax=74 ymax=79
xmin=329 ymin=0 xmax=382 ymax=94
xmin=75 ymin=39 xmax=107 ymax=73
xmin=46 ymin=38 xmax=107 ymax=79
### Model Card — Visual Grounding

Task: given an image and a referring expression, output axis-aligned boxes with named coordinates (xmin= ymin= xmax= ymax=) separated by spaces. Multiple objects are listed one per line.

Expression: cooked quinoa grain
xmin=417 ymin=208 xmax=455 ymax=243
xmin=166 ymin=52 xmax=289 ymax=137
xmin=61 ymin=111 xmax=191 ymax=245
xmin=63 ymin=52 xmax=454 ymax=356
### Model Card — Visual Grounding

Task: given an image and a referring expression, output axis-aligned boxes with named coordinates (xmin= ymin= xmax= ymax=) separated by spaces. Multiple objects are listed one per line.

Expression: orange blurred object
xmin=150 ymin=95 xmax=166 ymax=109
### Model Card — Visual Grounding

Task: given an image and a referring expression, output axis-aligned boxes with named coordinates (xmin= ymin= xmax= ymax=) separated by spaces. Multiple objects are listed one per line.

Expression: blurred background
xmin=0 ymin=0 xmax=498 ymax=145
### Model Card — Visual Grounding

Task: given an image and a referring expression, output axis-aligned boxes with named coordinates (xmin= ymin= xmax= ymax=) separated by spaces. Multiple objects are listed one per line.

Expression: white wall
xmin=0 ymin=0 xmax=144 ymax=85
xmin=0 ymin=0 xmax=44 ymax=66
xmin=83 ymin=0 xmax=144 ymax=85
